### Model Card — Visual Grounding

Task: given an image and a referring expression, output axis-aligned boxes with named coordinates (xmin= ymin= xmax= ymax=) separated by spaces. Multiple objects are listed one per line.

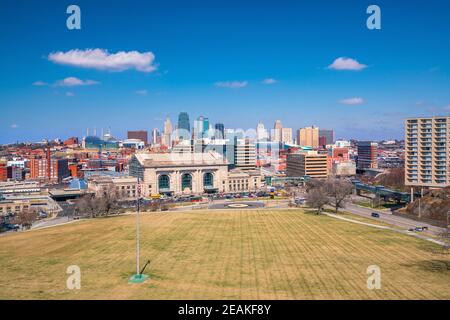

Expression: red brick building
xmin=30 ymin=158 xmax=70 ymax=182
xmin=64 ymin=137 xmax=79 ymax=147
xmin=127 ymin=130 xmax=148 ymax=145
xmin=0 ymin=164 xmax=7 ymax=181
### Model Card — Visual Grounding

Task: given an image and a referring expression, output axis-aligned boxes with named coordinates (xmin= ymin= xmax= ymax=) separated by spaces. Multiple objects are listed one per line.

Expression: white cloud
xmin=135 ymin=89 xmax=148 ymax=95
xmin=66 ymin=92 xmax=75 ymax=97
xmin=262 ymin=78 xmax=278 ymax=84
xmin=56 ymin=77 xmax=99 ymax=87
xmin=339 ymin=97 xmax=365 ymax=105
xmin=48 ymin=48 xmax=157 ymax=72
xmin=215 ymin=81 xmax=248 ymax=89
xmin=328 ymin=57 xmax=367 ymax=71
xmin=10 ymin=124 xmax=19 ymax=129
xmin=33 ymin=81 xmax=48 ymax=86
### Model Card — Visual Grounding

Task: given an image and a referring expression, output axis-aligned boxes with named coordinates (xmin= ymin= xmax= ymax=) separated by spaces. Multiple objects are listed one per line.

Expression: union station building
xmin=128 ymin=152 xmax=263 ymax=196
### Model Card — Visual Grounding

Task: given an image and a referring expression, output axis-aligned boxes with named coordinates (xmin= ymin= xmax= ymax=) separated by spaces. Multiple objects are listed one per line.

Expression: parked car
xmin=371 ymin=212 xmax=380 ymax=218
xmin=38 ymin=212 xmax=48 ymax=219
xmin=2 ymin=223 xmax=20 ymax=231
xmin=414 ymin=227 xmax=424 ymax=232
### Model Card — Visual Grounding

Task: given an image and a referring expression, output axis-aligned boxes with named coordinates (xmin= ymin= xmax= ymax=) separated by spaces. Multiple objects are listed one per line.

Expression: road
xmin=343 ymin=203 xmax=445 ymax=236
xmin=31 ymin=216 xmax=74 ymax=230
xmin=324 ymin=212 xmax=447 ymax=246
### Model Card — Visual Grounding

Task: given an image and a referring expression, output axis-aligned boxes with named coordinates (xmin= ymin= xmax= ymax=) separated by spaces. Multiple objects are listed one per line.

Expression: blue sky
xmin=1 ymin=0 xmax=450 ymax=144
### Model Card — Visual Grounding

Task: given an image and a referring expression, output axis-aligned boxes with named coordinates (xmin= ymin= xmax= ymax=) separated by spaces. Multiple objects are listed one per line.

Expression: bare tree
xmin=75 ymin=193 xmax=97 ymax=218
xmin=306 ymin=187 xmax=329 ymax=214
xmin=16 ymin=208 xmax=38 ymax=230
xmin=376 ymin=167 xmax=406 ymax=192
xmin=325 ymin=178 xmax=354 ymax=213
xmin=98 ymin=184 xmax=121 ymax=216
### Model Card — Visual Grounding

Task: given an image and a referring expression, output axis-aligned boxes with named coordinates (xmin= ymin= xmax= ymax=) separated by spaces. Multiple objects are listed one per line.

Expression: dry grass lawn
xmin=0 ymin=209 xmax=449 ymax=300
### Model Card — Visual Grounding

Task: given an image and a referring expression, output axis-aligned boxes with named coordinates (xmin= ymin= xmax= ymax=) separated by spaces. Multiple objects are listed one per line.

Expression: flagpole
xmin=129 ymin=176 xmax=149 ymax=283
xmin=136 ymin=177 xmax=141 ymax=276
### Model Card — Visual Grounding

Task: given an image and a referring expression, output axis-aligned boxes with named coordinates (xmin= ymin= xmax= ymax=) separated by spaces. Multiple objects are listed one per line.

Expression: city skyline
xmin=1 ymin=0 xmax=450 ymax=144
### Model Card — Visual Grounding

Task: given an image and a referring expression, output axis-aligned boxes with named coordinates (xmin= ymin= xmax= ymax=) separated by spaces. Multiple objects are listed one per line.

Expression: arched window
xmin=158 ymin=175 xmax=170 ymax=190
xmin=203 ymin=172 xmax=214 ymax=188
xmin=181 ymin=173 xmax=192 ymax=191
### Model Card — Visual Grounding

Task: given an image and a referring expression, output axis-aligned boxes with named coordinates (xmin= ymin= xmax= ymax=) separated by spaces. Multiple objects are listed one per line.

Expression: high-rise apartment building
xmin=127 ymin=130 xmax=148 ymax=145
xmin=286 ymin=151 xmax=328 ymax=178
xmin=405 ymin=116 xmax=450 ymax=188
xmin=297 ymin=126 xmax=319 ymax=147
xmin=356 ymin=141 xmax=378 ymax=169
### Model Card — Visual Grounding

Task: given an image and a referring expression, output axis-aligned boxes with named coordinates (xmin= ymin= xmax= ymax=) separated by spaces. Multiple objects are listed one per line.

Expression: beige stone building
xmin=129 ymin=151 xmax=263 ymax=196
xmin=227 ymin=169 xmax=263 ymax=193
xmin=87 ymin=175 xmax=138 ymax=199
xmin=405 ymin=116 xmax=450 ymax=189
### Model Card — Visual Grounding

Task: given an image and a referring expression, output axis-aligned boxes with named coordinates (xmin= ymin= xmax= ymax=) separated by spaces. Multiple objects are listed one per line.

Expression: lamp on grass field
xmin=129 ymin=177 xmax=150 ymax=283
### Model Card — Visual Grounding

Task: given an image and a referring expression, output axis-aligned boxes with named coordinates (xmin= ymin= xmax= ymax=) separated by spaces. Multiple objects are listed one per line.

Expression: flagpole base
xmin=128 ymin=273 xmax=149 ymax=283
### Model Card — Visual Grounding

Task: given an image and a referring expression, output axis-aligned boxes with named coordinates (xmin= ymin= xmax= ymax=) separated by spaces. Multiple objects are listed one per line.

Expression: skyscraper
xmin=272 ymin=120 xmax=282 ymax=142
xmin=234 ymin=139 xmax=256 ymax=170
xmin=177 ymin=112 xmax=190 ymax=140
xmin=297 ymin=126 xmax=319 ymax=147
xmin=281 ymin=128 xmax=293 ymax=144
xmin=256 ymin=122 xmax=268 ymax=141
xmin=215 ymin=123 xmax=225 ymax=139
xmin=203 ymin=117 xmax=210 ymax=137
xmin=194 ymin=116 xmax=210 ymax=139
xmin=319 ymin=129 xmax=334 ymax=146
xmin=162 ymin=117 xmax=173 ymax=148
xmin=151 ymin=128 xmax=160 ymax=145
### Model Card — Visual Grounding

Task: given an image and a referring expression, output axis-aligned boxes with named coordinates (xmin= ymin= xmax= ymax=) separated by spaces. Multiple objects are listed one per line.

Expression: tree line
xmin=305 ymin=177 xmax=354 ymax=214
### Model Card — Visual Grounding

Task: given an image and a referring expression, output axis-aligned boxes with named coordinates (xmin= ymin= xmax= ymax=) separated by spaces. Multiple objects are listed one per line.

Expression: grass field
xmin=0 ymin=209 xmax=449 ymax=300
